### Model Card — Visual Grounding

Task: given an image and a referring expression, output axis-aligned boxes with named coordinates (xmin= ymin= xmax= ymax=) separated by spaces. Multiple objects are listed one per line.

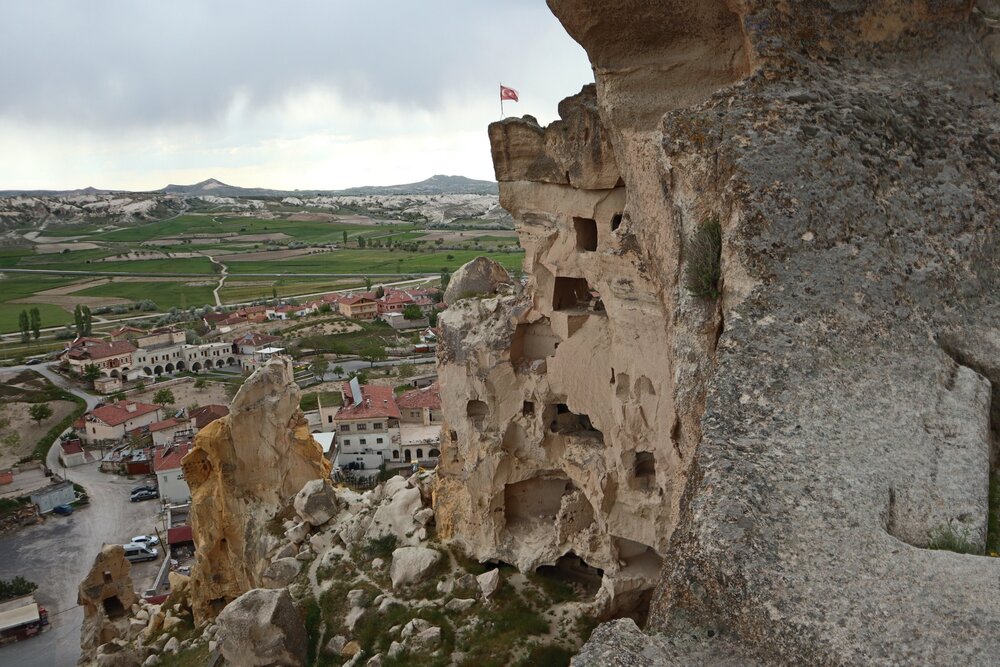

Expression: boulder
xmin=216 ymin=588 xmax=308 ymax=667
xmin=261 ymin=557 xmax=301 ymax=588
xmin=365 ymin=486 xmax=424 ymax=546
xmin=477 ymin=569 xmax=501 ymax=600
xmin=390 ymin=547 xmax=443 ymax=589
xmin=445 ymin=598 xmax=476 ymax=612
xmin=443 ymin=257 xmax=513 ymax=305
xmin=342 ymin=640 xmax=361 ymax=658
xmin=284 ymin=521 xmax=310 ymax=544
xmin=410 ymin=626 xmax=442 ymax=652
xmin=294 ymin=478 xmax=340 ymax=526
xmin=163 ymin=637 xmax=180 ymax=655
xmin=325 ymin=635 xmax=346 ymax=655
xmin=388 ymin=641 xmax=404 ymax=658
xmin=401 ymin=618 xmax=432 ymax=639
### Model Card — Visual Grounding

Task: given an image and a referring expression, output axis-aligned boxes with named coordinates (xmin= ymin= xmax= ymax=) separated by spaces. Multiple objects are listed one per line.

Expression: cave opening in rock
xmin=102 ymin=596 xmax=125 ymax=620
xmin=504 ymin=477 xmax=575 ymax=529
xmin=510 ymin=320 xmax=560 ymax=365
xmin=552 ymin=276 xmax=593 ymax=311
xmin=611 ymin=213 xmax=623 ymax=232
xmin=523 ymin=400 xmax=535 ymax=416
xmin=631 ymin=451 xmax=656 ymax=490
xmin=467 ymin=400 xmax=488 ymax=429
xmin=574 ymin=217 xmax=598 ymax=251
xmin=209 ymin=597 xmax=229 ymax=615
xmin=535 ymin=552 xmax=604 ymax=600
xmin=547 ymin=403 xmax=603 ymax=442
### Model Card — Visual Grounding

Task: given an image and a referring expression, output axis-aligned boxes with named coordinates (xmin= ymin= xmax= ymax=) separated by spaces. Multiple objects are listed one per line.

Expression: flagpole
xmin=499 ymin=83 xmax=504 ymax=119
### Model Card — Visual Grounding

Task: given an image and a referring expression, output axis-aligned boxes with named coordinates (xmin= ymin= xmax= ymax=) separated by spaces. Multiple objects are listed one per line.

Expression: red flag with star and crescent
xmin=500 ymin=85 xmax=519 ymax=102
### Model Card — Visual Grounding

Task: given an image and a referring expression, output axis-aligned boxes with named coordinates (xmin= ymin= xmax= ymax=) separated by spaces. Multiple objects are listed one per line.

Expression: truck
xmin=0 ymin=594 xmax=49 ymax=645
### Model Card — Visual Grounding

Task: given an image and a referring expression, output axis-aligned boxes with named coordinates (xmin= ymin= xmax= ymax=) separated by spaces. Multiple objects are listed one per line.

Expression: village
xmin=0 ymin=281 xmax=445 ymax=657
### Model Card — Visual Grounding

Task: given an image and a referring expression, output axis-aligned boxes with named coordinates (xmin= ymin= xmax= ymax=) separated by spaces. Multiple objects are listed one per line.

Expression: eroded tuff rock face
xmin=182 ymin=357 xmax=330 ymax=623
xmin=442 ymin=0 xmax=1000 ymax=663
xmin=78 ymin=545 xmax=138 ymax=665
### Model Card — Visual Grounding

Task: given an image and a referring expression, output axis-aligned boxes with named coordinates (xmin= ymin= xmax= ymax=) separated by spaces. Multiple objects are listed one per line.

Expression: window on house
xmin=343 ymin=439 xmax=350 ymax=446
xmin=340 ymin=424 xmax=350 ymax=431
xmin=360 ymin=438 xmax=367 ymax=445
xmin=376 ymin=438 xmax=383 ymax=444
xmin=373 ymin=422 xmax=383 ymax=430
xmin=328 ymin=415 xmax=333 ymax=423
xmin=357 ymin=424 xmax=367 ymax=431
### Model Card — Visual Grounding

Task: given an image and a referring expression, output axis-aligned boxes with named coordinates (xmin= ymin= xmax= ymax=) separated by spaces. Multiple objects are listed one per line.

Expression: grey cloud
xmin=0 ymin=0 xmax=589 ymax=130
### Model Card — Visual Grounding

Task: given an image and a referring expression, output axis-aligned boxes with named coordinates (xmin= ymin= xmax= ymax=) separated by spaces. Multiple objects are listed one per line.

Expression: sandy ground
xmin=288 ymin=212 xmax=337 ymax=222
xmin=34 ymin=242 xmax=101 ymax=254
xmin=30 ymin=279 xmax=116 ymax=296
xmin=10 ymin=294 xmax=129 ymax=309
xmin=0 ymin=399 xmax=76 ymax=468
xmin=130 ymin=377 xmax=230 ymax=411
xmin=225 ymin=247 xmax=319 ymax=262
xmin=291 ymin=320 xmax=363 ymax=337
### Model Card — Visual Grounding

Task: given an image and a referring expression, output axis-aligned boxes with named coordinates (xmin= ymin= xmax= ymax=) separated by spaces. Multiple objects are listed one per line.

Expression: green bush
xmin=927 ymin=523 xmax=980 ymax=555
xmin=0 ymin=577 xmax=38 ymax=602
xmin=684 ymin=217 xmax=722 ymax=299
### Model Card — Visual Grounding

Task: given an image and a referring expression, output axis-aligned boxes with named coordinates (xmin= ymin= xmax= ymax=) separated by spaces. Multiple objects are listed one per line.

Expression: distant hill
xmin=330 ymin=175 xmax=498 ymax=196
xmin=0 ymin=175 xmax=499 ymax=199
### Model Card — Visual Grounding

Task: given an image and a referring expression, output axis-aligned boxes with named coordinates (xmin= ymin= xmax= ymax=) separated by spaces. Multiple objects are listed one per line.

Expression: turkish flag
xmin=500 ymin=85 xmax=519 ymax=102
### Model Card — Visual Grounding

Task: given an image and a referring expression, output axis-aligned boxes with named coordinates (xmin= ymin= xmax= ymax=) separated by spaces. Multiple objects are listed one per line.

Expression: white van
xmin=122 ymin=543 xmax=158 ymax=563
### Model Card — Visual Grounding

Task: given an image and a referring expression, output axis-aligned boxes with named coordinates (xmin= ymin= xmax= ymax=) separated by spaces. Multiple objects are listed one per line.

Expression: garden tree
xmin=134 ymin=381 xmax=146 ymax=393
xmin=397 ymin=362 xmax=415 ymax=379
xmin=440 ymin=270 xmax=451 ymax=290
xmin=319 ymin=303 xmax=332 ymax=314
xmin=375 ymin=286 xmax=385 ymax=298
xmin=272 ymin=287 xmax=278 ymax=300
xmin=185 ymin=329 xmax=202 ymax=344
xmin=357 ymin=236 xmax=366 ymax=248
xmin=1 ymin=432 xmax=20 ymax=450
xmin=153 ymin=388 xmax=175 ymax=407
xmin=194 ymin=378 xmax=207 ymax=389
xmin=403 ymin=304 xmax=423 ymax=320
xmin=428 ymin=311 xmax=438 ymax=327
xmin=361 ymin=345 xmax=387 ymax=367
xmin=73 ymin=304 xmax=93 ymax=337
xmin=364 ymin=277 xmax=372 ymax=291
xmin=311 ymin=357 xmax=329 ymax=379
xmin=28 ymin=403 xmax=53 ymax=425
xmin=109 ymin=391 xmax=125 ymax=402
xmin=18 ymin=310 xmax=30 ymax=343
xmin=0 ymin=577 xmax=38 ymax=603
xmin=332 ymin=365 xmax=344 ymax=377
xmin=82 ymin=364 xmax=101 ymax=384
xmin=29 ymin=307 xmax=40 ymax=341
xmin=342 ymin=230 xmax=348 ymax=244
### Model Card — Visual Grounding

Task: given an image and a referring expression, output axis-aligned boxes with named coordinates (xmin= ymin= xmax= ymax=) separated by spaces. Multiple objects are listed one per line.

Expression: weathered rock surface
xmin=389 ymin=547 xmax=442 ymax=589
xmin=294 ymin=478 xmax=340 ymax=526
xmin=442 ymin=256 xmax=513 ymax=305
xmin=182 ymin=357 xmax=331 ymax=622
xmin=78 ymin=545 xmax=138 ymax=665
xmin=445 ymin=0 xmax=1000 ymax=664
xmin=215 ymin=588 xmax=308 ymax=667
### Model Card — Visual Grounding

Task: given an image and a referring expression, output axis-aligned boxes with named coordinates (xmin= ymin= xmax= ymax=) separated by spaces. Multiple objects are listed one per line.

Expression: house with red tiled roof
xmin=321 ymin=383 xmax=401 ymax=472
xmin=190 ymin=404 xmax=229 ymax=430
xmin=377 ymin=290 xmax=414 ymax=315
xmin=63 ymin=337 xmax=136 ymax=378
xmin=109 ymin=325 xmax=146 ymax=342
xmin=132 ymin=417 xmax=194 ymax=447
xmin=153 ymin=442 xmax=192 ymax=503
xmin=396 ymin=382 xmax=442 ymax=426
xmin=340 ymin=294 xmax=379 ymax=320
xmin=80 ymin=400 xmax=162 ymax=444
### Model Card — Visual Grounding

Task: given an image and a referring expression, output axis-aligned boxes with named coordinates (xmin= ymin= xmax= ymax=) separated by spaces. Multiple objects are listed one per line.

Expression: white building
xmin=330 ymin=381 xmax=401 ymax=474
xmin=154 ymin=442 xmax=191 ymax=503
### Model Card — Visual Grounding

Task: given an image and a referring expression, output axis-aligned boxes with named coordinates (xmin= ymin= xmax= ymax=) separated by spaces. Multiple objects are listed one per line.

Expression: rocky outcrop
xmin=442 ymin=256 xmax=514 ymax=305
xmin=441 ymin=0 xmax=1000 ymax=663
xmin=182 ymin=357 xmax=330 ymax=623
xmin=215 ymin=588 xmax=308 ymax=667
xmin=78 ymin=546 xmax=139 ymax=665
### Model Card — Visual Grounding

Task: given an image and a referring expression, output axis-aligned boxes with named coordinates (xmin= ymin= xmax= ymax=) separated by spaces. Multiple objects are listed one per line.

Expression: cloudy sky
xmin=0 ymin=1 xmax=592 ymax=191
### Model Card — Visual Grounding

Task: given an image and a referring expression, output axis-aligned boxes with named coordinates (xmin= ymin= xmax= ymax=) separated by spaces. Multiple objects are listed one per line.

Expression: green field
xmin=20 ymin=256 xmax=216 ymax=274
xmin=226 ymin=249 xmax=523 ymax=275
xmin=74 ymin=280 xmax=218 ymax=310
xmin=93 ymin=215 xmax=404 ymax=243
xmin=0 ymin=302 xmax=73 ymax=335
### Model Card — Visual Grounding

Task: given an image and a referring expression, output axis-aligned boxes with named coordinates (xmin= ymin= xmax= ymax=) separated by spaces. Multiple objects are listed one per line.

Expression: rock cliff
xmin=182 ymin=357 xmax=330 ymax=623
xmin=438 ymin=0 xmax=1000 ymax=663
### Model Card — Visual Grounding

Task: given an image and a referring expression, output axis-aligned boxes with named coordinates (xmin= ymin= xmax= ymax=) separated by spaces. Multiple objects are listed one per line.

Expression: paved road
xmin=0 ymin=462 xmax=164 ymax=667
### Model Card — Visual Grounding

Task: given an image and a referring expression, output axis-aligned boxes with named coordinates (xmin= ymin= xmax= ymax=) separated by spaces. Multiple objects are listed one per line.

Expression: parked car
xmin=122 ymin=543 xmax=158 ymax=562
xmin=130 ymin=489 xmax=159 ymax=502
xmin=130 ymin=485 xmax=157 ymax=495
xmin=131 ymin=534 xmax=159 ymax=547
xmin=51 ymin=504 xmax=74 ymax=516
xmin=24 ymin=358 xmax=43 ymax=366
